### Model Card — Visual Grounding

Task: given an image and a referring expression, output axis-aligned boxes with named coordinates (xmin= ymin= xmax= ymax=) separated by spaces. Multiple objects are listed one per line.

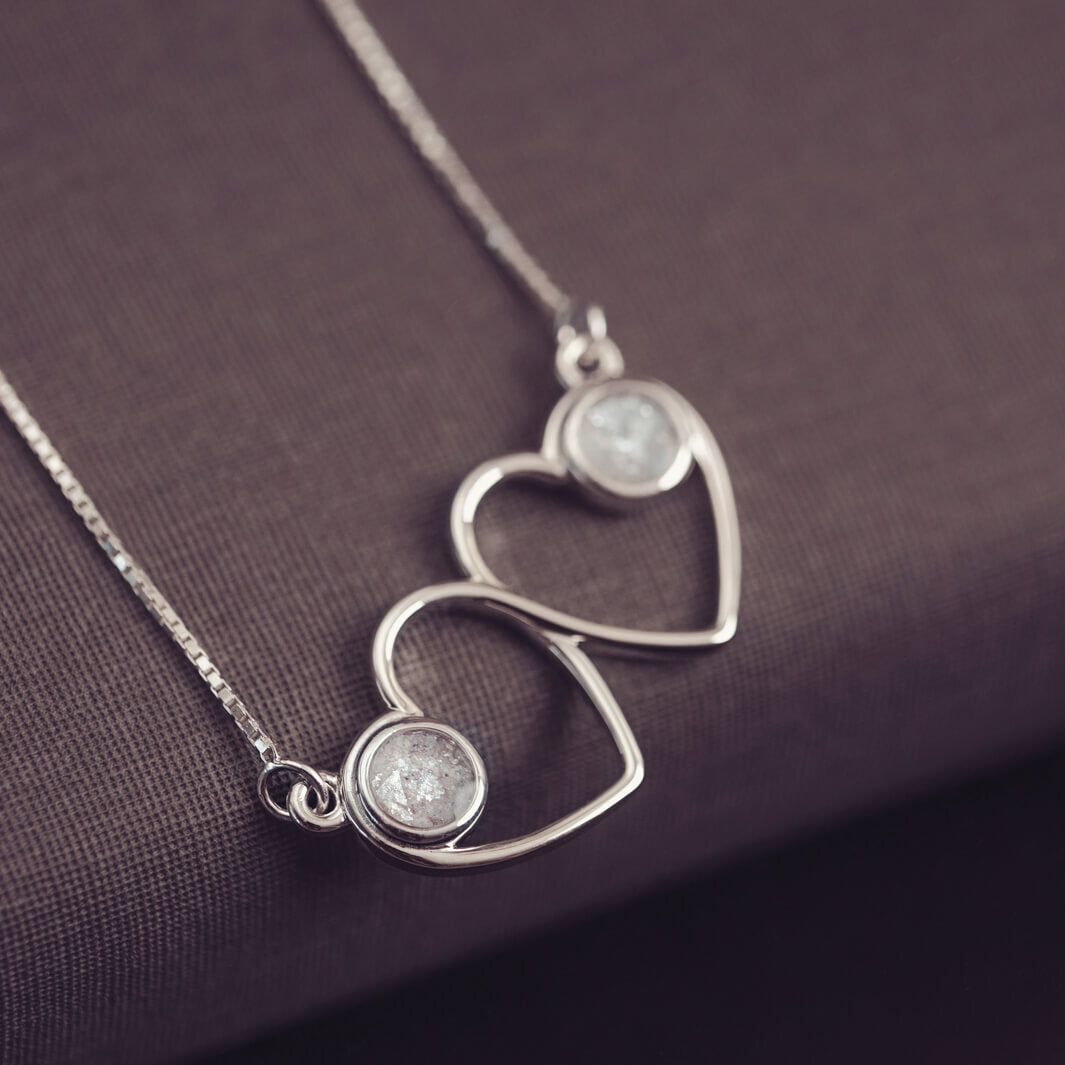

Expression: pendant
xmin=279 ymin=309 xmax=740 ymax=868
xmin=339 ymin=581 xmax=644 ymax=870
xmin=451 ymin=373 xmax=741 ymax=651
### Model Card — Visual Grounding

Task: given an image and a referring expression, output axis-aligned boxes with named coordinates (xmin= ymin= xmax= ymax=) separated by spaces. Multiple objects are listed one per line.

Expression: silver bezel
xmin=560 ymin=378 xmax=694 ymax=501
xmin=450 ymin=377 xmax=741 ymax=653
xmin=339 ymin=580 xmax=646 ymax=869
xmin=350 ymin=718 xmax=487 ymax=845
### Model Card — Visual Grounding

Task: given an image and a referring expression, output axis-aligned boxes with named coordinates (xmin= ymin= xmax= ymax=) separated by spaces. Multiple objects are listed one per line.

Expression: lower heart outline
xmin=338 ymin=580 xmax=644 ymax=869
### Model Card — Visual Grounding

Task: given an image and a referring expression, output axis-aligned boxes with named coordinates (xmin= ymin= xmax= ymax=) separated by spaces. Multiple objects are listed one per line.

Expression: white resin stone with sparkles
xmin=576 ymin=390 xmax=681 ymax=485
xmin=367 ymin=727 xmax=477 ymax=830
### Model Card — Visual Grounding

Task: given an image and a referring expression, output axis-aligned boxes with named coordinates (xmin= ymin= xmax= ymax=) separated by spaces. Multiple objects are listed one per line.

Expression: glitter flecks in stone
xmin=576 ymin=389 xmax=681 ymax=486
xmin=367 ymin=726 xmax=477 ymax=830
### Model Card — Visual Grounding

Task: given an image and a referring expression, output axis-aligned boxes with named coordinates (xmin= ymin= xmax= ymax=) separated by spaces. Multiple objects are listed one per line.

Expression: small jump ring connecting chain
xmin=0 ymin=369 xmax=344 ymax=826
xmin=315 ymin=0 xmax=627 ymax=390
xmin=554 ymin=304 xmax=625 ymax=390
xmin=257 ymin=761 xmax=345 ymax=833
xmin=2 ymin=2 xmax=624 ymax=836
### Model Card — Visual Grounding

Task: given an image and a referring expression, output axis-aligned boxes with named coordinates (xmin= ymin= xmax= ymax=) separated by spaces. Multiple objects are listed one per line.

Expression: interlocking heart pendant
xmin=451 ymin=375 xmax=742 ymax=651
xmin=335 ymin=581 xmax=643 ymax=870
xmin=284 ymin=336 xmax=740 ymax=869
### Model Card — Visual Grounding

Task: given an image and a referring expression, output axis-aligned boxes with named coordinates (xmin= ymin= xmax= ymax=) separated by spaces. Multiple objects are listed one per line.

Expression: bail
xmin=553 ymin=303 xmax=625 ymax=390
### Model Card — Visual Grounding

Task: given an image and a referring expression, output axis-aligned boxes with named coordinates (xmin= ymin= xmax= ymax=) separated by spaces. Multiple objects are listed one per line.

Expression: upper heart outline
xmin=449 ymin=378 xmax=741 ymax=652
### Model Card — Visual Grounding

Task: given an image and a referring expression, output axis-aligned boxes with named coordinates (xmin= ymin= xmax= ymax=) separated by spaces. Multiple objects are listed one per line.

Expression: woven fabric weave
xmin=1 ymin=1 xmax=1063 ymax=1062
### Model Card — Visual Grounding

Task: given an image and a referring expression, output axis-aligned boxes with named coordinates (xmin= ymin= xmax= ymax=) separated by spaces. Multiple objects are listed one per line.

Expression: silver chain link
xmin=0 ymin=370 xmax=281 ymax=767
xmin=1 ymin=0 xmax=588 ymax=825
xmin=315 ymin=0 xmax=573 ymax=326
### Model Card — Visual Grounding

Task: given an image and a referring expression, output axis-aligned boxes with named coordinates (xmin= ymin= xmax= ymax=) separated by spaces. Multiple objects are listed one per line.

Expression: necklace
xmin=0 ymin=0 xmax=741 ymax=870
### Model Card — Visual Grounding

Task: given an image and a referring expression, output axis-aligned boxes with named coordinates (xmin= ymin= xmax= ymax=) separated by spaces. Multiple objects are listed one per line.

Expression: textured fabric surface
xmin=0 ymin=1 xmax=1063 ymax=1062
xmin=200 ymin=748 xmax=1065 ymax=1065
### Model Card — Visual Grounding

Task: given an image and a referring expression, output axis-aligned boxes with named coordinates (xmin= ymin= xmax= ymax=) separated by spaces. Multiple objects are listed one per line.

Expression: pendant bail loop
xmin=554 ymin=303 xmax=625 ymax=390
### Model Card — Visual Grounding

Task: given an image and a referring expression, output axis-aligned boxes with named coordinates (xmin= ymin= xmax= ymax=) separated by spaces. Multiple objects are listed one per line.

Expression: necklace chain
xmin=0 ymin=371 xmax=281 ymax=765
xmin=315 ymin=0 xmax=572 ymax=326
xmin=0 ymin=0 xmax=585 ymax=820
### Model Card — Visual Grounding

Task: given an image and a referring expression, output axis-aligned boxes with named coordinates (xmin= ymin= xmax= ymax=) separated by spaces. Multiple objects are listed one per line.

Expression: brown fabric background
xmin=200 ymin=748 xmax=1065 ymax=1065
xmin=0 ymin=1 xmax=1063 ymax=1062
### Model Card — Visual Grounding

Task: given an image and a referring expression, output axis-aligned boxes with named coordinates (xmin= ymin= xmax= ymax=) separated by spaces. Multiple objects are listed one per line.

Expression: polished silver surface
xmin=451 ymin=377 xmax=742 ymax=652
xmin=310 ymin=2 xmax=742 ymax=654
xmin=286 ymin=770 xmax=347 ymax=833
xmin=554 ymin=304 xmax=627 ymax=389
xmin=340 ymin=581 xmax=644 ymax=869
xmin=0 ymin=1 xmax=740 ymax=864
xmin=259 ymin=761 xmax=344 ymax=832
xmin=357 ymin=719 xmax=487 ymax=844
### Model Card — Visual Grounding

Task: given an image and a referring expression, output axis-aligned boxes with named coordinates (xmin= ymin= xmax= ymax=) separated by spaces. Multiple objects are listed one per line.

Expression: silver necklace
xmin=0 ymin=0 xmax=741 ymax=870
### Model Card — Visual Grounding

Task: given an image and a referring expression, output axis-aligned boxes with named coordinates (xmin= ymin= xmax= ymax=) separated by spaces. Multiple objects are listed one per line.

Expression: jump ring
xmin=287 ymin=770 xmax=346 ymax=833
xmin=256 ymin=759 xmax=335 ymax=824
xmin=555 ymin=333 xmax=625 ymax=390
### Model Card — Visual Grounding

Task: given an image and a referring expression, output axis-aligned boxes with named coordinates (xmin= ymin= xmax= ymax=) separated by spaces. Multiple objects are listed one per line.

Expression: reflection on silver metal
xmin=3 ymin=303 xmax=736 ymax=865
xmin=258 ymin=759 xmax=345 ymax=832
xmin=451 ymin=376 xmax=741 ymax=652
xmin=333 ymin=343 xmax=739 ymax=866
xmin=285 ymin=769 xmax=347 ymax=833
xmin=328 ymin=314 xmax=740 ymax=867
xmin=554 ymin=304 xmax=626 ymax=389
xmin=356 ymin=719 xmax=487 ymax=844
xmin=309 ymin=2 xmax=742 ymax=860
xmin=338 ymin=581 xmax=644 ymax=869
xmin=0 ymin=0 xmax=742 ymax=870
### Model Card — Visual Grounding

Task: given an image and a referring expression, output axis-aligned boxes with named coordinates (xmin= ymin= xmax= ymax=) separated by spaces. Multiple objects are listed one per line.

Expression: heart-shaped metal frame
xmin=450 ymin=378 xmax=741 ymax=651
xmin=338 ymin=580 xmax=644 ymax=870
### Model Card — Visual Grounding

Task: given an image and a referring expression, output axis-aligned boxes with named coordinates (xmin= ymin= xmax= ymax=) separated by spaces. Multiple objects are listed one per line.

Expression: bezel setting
xmin=449 ymin=375 xmax=741 ymax=652
xmin=347 ymin=717 xmax=488 ymax=845
xmin=561 ymin=378 xmax=694 ymax=500
xmin=338 ymin=581 xmax=645 ymax=869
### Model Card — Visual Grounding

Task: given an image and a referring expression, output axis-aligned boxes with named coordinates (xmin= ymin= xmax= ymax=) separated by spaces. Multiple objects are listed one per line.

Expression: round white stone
xmin=575 ymin=389 xmax=682 ymax=485
xmin=367 ymin=727 xmax=477 ymax=830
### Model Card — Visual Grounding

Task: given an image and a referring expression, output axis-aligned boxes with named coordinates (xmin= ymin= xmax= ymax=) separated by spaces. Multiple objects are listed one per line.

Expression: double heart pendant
xmin=274 ymin=320 xmax=741 ymax=869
